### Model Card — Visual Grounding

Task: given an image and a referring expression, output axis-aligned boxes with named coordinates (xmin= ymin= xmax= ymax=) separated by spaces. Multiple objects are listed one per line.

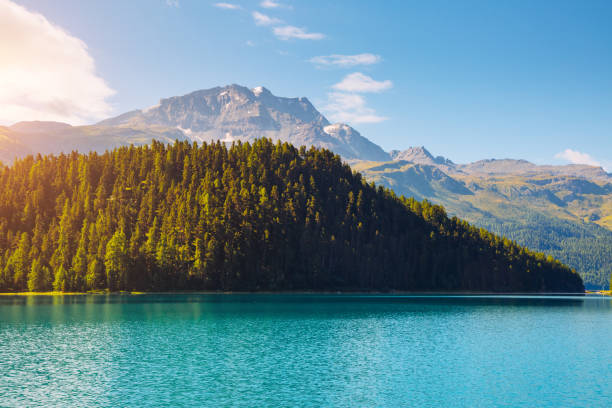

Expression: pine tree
xmin=192 ymin=238 xmax=205 ymax=280
xmin=86 ymin=258 xmax=105 ymax=290
xmin=104 ymin=230 xmax=128 ymax=290
xmin=7 ymin=232 xmax=30 ymax=290
xmin=27 ymin=258 xmax=50 ymax=292
xmin=53 ymin=265 xmax=68 ymax=292
xmin=72 ymin=243 xmax=88 ymax=292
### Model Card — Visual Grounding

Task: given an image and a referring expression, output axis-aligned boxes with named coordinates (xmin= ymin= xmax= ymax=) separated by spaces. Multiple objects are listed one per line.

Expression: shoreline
xmin=586 ymin=290 xmax=611 ymax=296
xmin=0 ymin=290 xmax=597 ymax=296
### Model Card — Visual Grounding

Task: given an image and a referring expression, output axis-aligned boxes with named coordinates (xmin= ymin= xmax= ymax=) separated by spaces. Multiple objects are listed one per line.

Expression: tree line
xmin=0 ymin=139 xmax=584 ymax=292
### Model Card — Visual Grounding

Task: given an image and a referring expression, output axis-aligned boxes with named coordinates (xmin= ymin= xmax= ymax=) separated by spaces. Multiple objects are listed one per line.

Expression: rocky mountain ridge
xmin=0 ymin=85 xmax=390 ymax=163
xmin=387 ymin=146 xmax=610 ymax=181
xmin=2 ymin=84 xmax=608 ymax=182
xmin=97 ymin=84 xmax=390 ymax=161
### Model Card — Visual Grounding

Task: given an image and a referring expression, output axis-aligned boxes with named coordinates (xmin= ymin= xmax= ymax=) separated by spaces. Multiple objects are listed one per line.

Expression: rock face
xmin=390 ymin=146 xmax=454 ymax=167
xmin=98 ymin=84 xmax=390 ymax=161
xmin=1 ymin=84 xmax=389 ymax=163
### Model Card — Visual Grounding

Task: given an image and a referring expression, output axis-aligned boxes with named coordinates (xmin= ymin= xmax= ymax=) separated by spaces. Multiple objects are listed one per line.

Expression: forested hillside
xmin=355 ymin=159 xmax=612 ymax=289
xmin=478 ymin=214 xmax=612 ymax=289
xmin=0 ymin=140 xmax=583 ymax=293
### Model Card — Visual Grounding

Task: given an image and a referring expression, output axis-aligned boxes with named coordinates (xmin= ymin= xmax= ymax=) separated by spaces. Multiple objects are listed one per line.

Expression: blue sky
xmin=2 ymin=0 xmax=611 ymax=168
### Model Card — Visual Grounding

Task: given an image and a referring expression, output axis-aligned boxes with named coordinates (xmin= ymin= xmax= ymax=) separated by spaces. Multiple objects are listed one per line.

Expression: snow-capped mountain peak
xmin=97 ymin=84 xmax=390 ymax=161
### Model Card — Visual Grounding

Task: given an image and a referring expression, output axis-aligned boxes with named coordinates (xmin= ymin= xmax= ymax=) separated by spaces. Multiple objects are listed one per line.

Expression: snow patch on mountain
xmin=323 ymin=123 xmax=349 ymax=135
xmin=252 ymin=86 xmax=265 ymax=96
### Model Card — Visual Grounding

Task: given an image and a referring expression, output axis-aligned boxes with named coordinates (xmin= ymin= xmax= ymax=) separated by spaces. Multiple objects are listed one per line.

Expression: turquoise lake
xmin=1 ymin=294 xmax=611 ymax=407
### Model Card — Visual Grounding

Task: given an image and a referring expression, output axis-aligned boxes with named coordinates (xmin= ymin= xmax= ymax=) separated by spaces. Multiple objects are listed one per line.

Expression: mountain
xmin=387 ymin=147 xmax=611 ymax=181
xmin=99 ymin=84 xmax=390 ymax=161
xmin=356 ymin=152 xmax=612 ymax=289
xmin=0 ymin=126 xmax=31 ymax=164
xmin=390 ymin=146 xmax=455 ymax=170
xmin=354 ymin=160 xmax=472 ymax=199
xmin=0 ymin=139 xmax=583 ymax=293
xmin=0 ymin=85 xmax=389 ymax=163
xmin=0 ymin=120 xmax=186 ymax=163
xmin=458 ymin=158 xmax=611 ymax=180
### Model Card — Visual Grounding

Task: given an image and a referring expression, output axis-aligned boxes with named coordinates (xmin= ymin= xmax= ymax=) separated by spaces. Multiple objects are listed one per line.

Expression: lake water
xmin=1 ymin=294 xmax=611 ymax=407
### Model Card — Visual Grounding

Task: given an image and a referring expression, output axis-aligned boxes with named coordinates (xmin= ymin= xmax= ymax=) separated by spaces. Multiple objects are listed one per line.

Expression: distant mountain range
xmin=0 ymin=120 xmax=187 ymax=163
xmin=355 ymin=148 xmax=612 ymax=288
xmin=1 ymin=84 xmax=610 ymax=288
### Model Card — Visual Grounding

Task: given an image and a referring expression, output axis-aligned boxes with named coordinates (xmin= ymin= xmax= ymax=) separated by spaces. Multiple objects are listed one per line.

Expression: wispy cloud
xmin=252 ymin=11 xmax=282 ymax=26
xmin=246 ymin=40 xmax=255 ymax=47
xmin=555 ymin=149 xmax=604 ymax=168
xmin=273 ymin=25 xmax=324 ymax=40
xmin=332 ymin=72 xmax=392 ymax=93
xmin=215 ymin=1 xmax=317 ymax=41
xmin=0 ymin=0 xmax=114 ymax=125
xmin=324 ymin=72 xmax=392 ymax=125
xmin=323 ymin=92 xmax=387 ymax=124
xmin=310 ymin=53 xmax=381 ymax=67
xmin=165 ymin=0 xmax=179 ymax=7
xmin=260 ymin=0 xmax=288 ymax=9
xmin=213 ymin=2 xmax=242 ymax=10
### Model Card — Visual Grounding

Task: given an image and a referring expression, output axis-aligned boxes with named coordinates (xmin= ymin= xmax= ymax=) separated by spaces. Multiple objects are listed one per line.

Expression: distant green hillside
xmin=355 ymin=160 xmax=612 ymax=289
xmin=0 ymin=140 xmax=582 ymax=293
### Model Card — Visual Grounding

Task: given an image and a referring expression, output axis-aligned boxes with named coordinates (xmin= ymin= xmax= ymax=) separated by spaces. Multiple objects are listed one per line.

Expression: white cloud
xmin=332 ymin=72 xmax=392 ymax=93
xmin=324 ymin=72 xmax=392 ymax=125
xmin=273 ymin=25 xmax=325 ymax=40
xmin=0 ymin=0 xmax=115 ymax=125
xmin=246 ymin=40 xmax=255 ymax=46
xmin=555 ymin=149 xmax=603 ymax=168
xmin=260 ymin=0 xmax=287 ymax=8
xmin=310 ymin=53 xmax=381 ymax=67
xmin=323 ymin=92 xmax=388 ymax=124
xmin=165 ymin=0 xmax=179 ymax=7
xmin=252 ymin=11 xmax=282 ymax=26
xmin=213 ymin=2 xmax=241 ymax=10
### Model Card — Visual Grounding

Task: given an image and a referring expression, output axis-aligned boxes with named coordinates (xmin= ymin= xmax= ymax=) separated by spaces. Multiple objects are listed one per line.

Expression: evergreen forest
xmin=0 ymin=139 xmax=584 ymax=293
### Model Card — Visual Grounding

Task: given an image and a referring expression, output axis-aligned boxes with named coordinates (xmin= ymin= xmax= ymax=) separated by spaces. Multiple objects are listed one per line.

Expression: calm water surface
xmin=1 ymin=294 xmax=611 ymax=407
